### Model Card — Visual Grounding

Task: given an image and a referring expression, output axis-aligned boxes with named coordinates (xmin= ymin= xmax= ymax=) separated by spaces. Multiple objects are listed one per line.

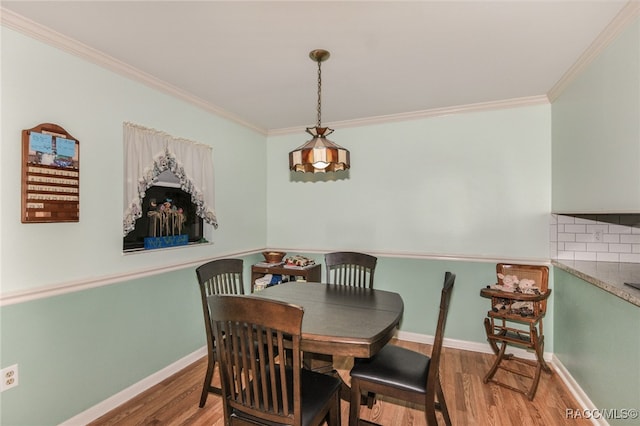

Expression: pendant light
xmin=289 ymin=49 xmax=350 ymax=173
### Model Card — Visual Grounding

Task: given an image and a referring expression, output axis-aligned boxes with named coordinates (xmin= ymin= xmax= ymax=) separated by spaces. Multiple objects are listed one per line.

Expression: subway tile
xmin=564 ymin=224 xmax=586 ymax=233
xmin=620 ymin=253 xmax=640 ymax=263
xmin=609 ymin=224 xmax=632 ymax=234
xmin=609 ymin=243 xmax=631 ymax=253
xmin=574 ymin=217 xmax=597 ymax=224
xmin=574 ymin=252 xmax=597 ymax=261
xmin=558 ymin=233 xmax=576 ymax=242
xmin=597 ymin=252 xmax=619 ymax=262
xmin=558 ymin=251 xmax=575 ymax=260
xmin=547 ymin=216 xmax=640 ymax=264
xmin=575 ymin=233 xmax=594 ymax=243
xmin=565 ymin=242 xmax=586 ymax=251
xmin=621 ymin=234 xmax=640 ymax=244
xmin=603 ymin=234 xmax=620 ymax=243
xmin=586 ymin=224 xmax=609 ymax=233
xmin=586 ymin=242 xmax=609 ymax=252
xmin=557 ymin=215 xmax=575 ymax=224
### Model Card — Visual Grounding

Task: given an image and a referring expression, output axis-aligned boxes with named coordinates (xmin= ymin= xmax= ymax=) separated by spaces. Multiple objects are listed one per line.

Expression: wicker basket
xmin=262 ymin=251 xmax=286 ymax=263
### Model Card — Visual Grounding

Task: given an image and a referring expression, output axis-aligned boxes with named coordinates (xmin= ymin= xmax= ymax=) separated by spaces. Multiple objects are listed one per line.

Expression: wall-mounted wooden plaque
xmin=21 ymin=123 xmax=80 ymax=223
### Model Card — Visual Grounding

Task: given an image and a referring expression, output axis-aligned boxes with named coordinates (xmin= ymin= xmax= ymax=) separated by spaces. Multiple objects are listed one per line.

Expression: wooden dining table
xmin=253 ymin=281 xmax=404 ymax=359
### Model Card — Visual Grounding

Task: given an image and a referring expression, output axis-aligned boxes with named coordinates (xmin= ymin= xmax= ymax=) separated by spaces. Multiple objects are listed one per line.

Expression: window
xmin=122 ymin=122 xmax=217 ymax=251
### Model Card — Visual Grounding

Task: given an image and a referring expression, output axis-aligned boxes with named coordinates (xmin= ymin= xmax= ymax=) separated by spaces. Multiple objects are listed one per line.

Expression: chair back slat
xmin=325 ymin=251 xmax=377 ymax=288
xmin=194 ymin=258 xmax=245 ymax=405
xmin=208 ymin=295 xmax=304 ymax=425
xmin=425 ymin=272 xmax=455 ymax=397
xmin=197 ymin=258 xmax=245 ymax=297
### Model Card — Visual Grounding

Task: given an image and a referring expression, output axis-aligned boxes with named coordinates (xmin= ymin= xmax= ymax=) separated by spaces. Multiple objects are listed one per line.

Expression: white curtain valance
xmin=123 ymin=122 xmax=218 ymax=236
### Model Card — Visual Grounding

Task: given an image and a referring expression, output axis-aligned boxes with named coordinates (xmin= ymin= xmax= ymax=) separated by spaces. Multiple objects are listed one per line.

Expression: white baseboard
xmin=59 ymin=346 xmax=207 ymax=426
xmin=396 ymin=330 xmax=604 ymax=424
xmin=61 ymin=335 xmax=602 ymax=426
xmin=552 ymin=354 xmax=607 ymax=426
xmin=396 ymin=330 xmax=553 ymax=362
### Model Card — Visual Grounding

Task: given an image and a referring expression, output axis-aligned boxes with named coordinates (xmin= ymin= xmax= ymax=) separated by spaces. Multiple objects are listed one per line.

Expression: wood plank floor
xmin=88 ymin=340 xmax=590 ymax=426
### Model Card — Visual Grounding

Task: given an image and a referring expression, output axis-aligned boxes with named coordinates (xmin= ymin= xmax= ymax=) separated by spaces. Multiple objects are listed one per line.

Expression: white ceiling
xmin=1 ymin=1 xmax=633 ymax=133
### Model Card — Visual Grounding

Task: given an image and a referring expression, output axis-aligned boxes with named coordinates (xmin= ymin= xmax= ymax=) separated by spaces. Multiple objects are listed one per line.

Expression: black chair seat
xmin=300 ymin=369 xmax=343 ymax=424
xmin=231 ymin=367 xmax=341 ymax=426
xmin=348 ymin=271 xmax=455 ymax=426
xmin=351 ymin=344 xmax=431 ymax=395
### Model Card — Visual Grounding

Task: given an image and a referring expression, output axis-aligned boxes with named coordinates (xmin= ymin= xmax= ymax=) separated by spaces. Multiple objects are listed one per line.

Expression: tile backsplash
xmin=550 ymin=214 xmax=640 ymax=263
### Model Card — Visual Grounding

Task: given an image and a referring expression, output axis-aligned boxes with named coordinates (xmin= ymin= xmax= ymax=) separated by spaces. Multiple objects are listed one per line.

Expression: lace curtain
xmin=123 ymin=122 xmax=218 ymax=236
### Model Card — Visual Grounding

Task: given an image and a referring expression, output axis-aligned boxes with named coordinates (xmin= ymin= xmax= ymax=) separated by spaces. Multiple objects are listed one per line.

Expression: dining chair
xmin=208 ymin=294 xmax=342 ymax=426
xmin=481 ymin=263 xmax=552 ymax=400
xmin=195 ymin=258 xmax=245 ymax=408
xmin=324 ymin=251 xmax=377 ymax=288
xmin=349 ymin=271 xmax=456 ymax=426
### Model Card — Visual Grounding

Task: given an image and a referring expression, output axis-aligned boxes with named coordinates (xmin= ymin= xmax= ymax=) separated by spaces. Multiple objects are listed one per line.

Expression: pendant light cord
xmin=316 ymin=60 xmax=322 ymax=128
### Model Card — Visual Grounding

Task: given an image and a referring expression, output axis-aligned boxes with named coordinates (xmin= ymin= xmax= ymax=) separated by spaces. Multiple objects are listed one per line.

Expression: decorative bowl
xmin=262 ymin=251 xmax=286 ymax=264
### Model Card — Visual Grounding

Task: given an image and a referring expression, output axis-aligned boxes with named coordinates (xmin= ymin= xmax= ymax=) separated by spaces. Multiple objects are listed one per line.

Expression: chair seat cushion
xmin=232 ymin=366 xmax=341 ymax=426
xmin=300 ymin=369 xmax=342 ymax=424
xmin=350 ymin=344 xmax=430 ymax=394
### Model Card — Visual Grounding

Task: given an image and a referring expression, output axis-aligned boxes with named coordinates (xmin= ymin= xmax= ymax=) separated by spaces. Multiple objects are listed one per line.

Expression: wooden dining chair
xmin=195 ymin=258 xmax=245 ymax=407
xmin=481 ymin=263 xmax=552 ymax=400
xmin=324 ymin=251 xmax=377 ymax=288
xmin=208 ymin=294 xmax=342 ymax=426
xmin=349 ymin=271 xmax=455 ymax=426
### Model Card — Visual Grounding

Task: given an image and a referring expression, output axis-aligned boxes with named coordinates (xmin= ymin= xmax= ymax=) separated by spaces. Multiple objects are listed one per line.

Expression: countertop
xmin=552 ymin=260 xmax=640 ymax=307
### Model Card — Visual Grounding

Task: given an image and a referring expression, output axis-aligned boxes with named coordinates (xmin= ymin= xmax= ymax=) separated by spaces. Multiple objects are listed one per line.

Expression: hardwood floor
xmin=88 ymin=340 xmax=590 ymax=426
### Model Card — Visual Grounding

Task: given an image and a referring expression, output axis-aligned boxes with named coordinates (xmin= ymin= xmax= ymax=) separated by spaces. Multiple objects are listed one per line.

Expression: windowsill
xmin=123 ymin=241 xmax=212 ymax=255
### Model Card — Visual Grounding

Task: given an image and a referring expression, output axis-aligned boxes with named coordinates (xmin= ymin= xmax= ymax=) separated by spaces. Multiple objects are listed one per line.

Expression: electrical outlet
xmin=1 ymin=364 xmax=19 ymax=391
xmin=594 ymin=230 xmax=603 ymax=242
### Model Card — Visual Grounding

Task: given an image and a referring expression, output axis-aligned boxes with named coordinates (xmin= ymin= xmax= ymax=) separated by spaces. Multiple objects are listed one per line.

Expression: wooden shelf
xmin=480 ymin=288 xmax=550 ymax=302
xmin=251 ymin=263 xmax=321 ymax=293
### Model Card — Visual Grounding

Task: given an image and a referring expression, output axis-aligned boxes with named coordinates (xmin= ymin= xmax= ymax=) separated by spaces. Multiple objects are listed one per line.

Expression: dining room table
xmin=253 ymin=281 xmax=404 ymax=359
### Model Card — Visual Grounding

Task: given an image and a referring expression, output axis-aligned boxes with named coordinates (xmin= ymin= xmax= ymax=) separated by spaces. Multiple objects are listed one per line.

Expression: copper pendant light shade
xmin=289 ymin=50 xmax=350 ymax=173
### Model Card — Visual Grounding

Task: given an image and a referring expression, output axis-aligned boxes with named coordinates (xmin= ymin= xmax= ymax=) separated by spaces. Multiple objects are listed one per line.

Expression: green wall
xmin=1 ymin=269 xmax=203 ymax=426
xmin=552 ymin=18 xmax=640 ymax=212
xmin=0 ymin=25 xmax=266 ymax=425
xmin=266 ymin=105 xmax=552 ymax=259
xmin=553 ymin=269 xmax=640 ymax=425
xmin=0 ymin=26 xmax=267 ymax=296
xmin=550 ymin=14 xmax=640 ymax=424
xmin=1 ymin=11 xmax=553 ymax=426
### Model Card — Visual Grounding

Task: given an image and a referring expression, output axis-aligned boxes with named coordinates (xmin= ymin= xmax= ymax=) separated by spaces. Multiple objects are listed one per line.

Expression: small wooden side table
xmin=251 ymin=263 xmax=322 ymax=293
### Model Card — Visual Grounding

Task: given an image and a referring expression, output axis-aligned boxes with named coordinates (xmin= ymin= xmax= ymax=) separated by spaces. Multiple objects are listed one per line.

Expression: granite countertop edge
xmin=552 ymin=260 xmax=640 ymax=307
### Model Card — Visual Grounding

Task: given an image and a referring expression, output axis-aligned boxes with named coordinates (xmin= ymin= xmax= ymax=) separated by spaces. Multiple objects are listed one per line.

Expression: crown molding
xmin=6 ymin=3 xmax=635 ymax=138
xmin=547 ymin=0 xmax=640 ymax=102
xmin=267 ymin=95 xmax=550 ymax=136
xmin=0 ymin=7 xmax=267 ymax=136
